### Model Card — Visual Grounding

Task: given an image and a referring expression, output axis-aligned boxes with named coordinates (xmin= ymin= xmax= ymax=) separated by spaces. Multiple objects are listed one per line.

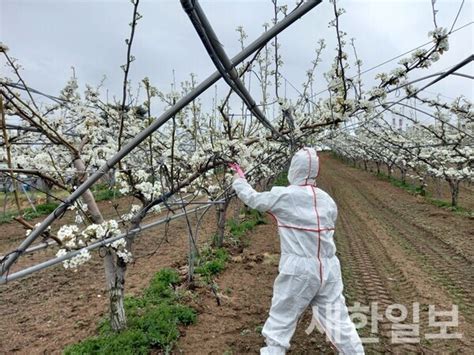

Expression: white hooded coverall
xmin=232 ymin=148 xmax=364 ymax=354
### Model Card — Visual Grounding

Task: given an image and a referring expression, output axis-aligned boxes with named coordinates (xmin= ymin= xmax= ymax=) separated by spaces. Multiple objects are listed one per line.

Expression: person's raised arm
xmin=232 ymin=177 xmax=283 ymax=213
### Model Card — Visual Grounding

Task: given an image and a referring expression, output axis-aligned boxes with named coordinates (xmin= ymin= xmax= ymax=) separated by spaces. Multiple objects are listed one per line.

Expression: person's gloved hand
xmin=229 ymin=163 xmax=245 ymax=180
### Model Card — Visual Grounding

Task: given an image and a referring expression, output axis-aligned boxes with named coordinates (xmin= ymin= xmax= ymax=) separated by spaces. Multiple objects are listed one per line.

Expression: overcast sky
xmin=1 ymin=0 xmax=473 ymax=120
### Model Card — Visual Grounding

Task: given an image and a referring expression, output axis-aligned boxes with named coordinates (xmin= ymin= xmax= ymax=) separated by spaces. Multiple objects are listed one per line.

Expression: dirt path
xmin=177 ymin=154 xmax=473 ymax=354
xmin=1 ymin=155 xmax=472 ymax=354
xmin=323 ymin=157 xmax=473 ymax=353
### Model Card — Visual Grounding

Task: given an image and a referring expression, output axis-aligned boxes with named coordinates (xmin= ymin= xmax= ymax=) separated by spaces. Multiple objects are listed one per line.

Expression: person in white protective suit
xmin=232 ymin=147 xmax=364 ymax=355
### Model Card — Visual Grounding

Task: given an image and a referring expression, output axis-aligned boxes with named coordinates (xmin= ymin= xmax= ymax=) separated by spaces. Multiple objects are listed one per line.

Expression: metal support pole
xmin=0 ymin=204 xmax=209 ymax=283
xmin=0 ymin=193 xmax=198 ymax=258
xmin=181 ymin=0 xmax=291 ymax=140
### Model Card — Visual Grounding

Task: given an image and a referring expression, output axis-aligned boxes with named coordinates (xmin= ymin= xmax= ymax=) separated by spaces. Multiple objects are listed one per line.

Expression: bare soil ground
xmin=0 ymin=197 xmax=219 ymax=354
xmin=1 ymin=155 xmax=473 ymax=354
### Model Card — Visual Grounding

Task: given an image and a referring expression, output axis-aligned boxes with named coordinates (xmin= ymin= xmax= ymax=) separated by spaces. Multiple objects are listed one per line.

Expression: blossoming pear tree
xmin=1 ymin=0 xmax=471 ymax=335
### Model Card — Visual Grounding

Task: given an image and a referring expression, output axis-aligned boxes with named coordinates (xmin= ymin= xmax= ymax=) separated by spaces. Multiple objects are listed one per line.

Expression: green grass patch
xmin=376 ymin=172 xmax=425 ymax=195
xmin=0 ymin=184 xmax=120 ymax=225
xmin=225 ymin=209 xmax=266 ymax=249
xmin=194 ymin=210 xmax=266 ymax=285
xmin=64 ymin=268 xmax=196 ymax=355
xmin=0 ymin=202 xmax=60 ymax=224
xmin=24 ymin=202 xmax=60 ymax=219
xmin=194 ymin=210 xmax=266 ymax=282
xmin=227 ymin=209 xmax=266 ymax=239
xmin=93 ymin=187 xmax=122 ymax=202
xmin=195 ymin=247 xmax=229 ymax=279
xmin=0 ymin=210 xmax=18 ymax=224
xmin=376 ymin=172 xmax=472 ymax=215
xmin=427 ymin=198 xmax=471 ymax=215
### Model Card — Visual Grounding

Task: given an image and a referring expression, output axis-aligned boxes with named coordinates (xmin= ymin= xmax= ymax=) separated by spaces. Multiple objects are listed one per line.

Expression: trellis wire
xmin=6 ymin=64 xmax=465 ymax=252
xmin=0 ymin=192 xmax=197 ymax=258
xmin=0 ymin=81 xmax=66 ymax=105
xmin=306 ymin=21 xmax=473 ymax=101
xmin=0 ymin=196 xmax=224 ymax=260
xmin=0 ymin=203 xmax=212 ymax=284
xmin=316 ymin=55 xmax=474 ymax=140
xmin=385 ymin=71 xmax=473 ymax=95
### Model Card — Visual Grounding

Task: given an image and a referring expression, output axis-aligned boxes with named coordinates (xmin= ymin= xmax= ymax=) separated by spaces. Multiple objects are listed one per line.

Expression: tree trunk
xmin=448 ymin=179 xmax=460 ymax=208
xmin=419 ymin=176 xmax=427 ymax=197
xmin=400 ymin=168 xmax=407 ymax=184
xmin=214 ymin=198 xmax=229 ymax=248
xmin=188 ymin=230 xmax=196 ymax=284
xmin=105 ymin=251 xmax=127 ymax=331
xmin=73 ymin=158 xmax=127 ymax=331
xmin=44 ymin=180 xmax=53 ymax=204
xmin=387 ymin=165 xmax=392 ymax=179
xmin=363 ymin=160 xmax=368 ymax=171
xmin=376 ymin=162 xmax=381 ymax=175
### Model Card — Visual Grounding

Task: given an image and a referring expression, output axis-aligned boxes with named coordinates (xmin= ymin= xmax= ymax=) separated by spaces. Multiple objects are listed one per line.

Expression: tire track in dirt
xmin=335 ymin=195 xmax=421 ymax=353
xmin=333 ymin=163 xmax=474 ymax=320
xmin=319 ymin=156 xmax=473 ymax=352
xmin=356 ymin=176 xmax=473 ymax=265
xmin=350 ymin=166 xmax=474 ymax=261
xmin=359 ymin=190 xmax=474 ymax=318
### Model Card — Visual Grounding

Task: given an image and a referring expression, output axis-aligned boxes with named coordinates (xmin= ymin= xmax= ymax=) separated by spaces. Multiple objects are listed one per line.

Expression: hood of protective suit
xmin=287 ymin=147 xmax=320 ymax=186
